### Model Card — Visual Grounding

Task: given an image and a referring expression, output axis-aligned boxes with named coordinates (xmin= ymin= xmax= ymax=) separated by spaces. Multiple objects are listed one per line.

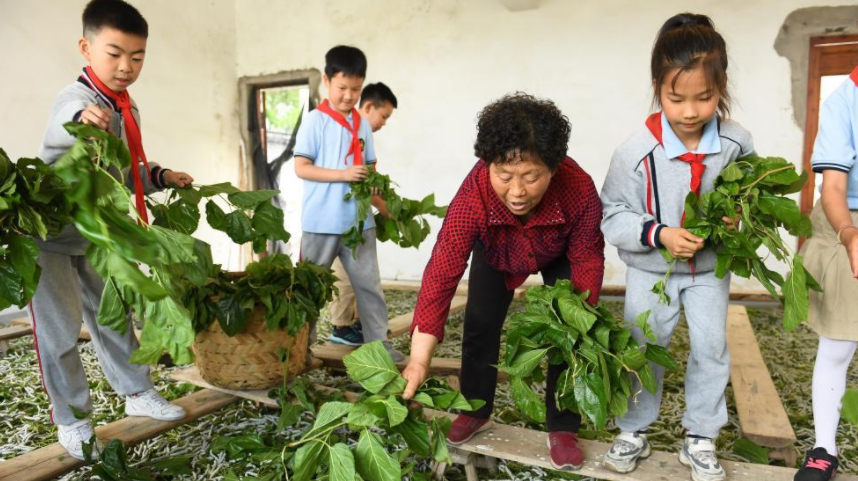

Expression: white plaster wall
xmin=0 ymin=0 xmax=244 ymax=269
xmin=235 ymin=0 xmax=857 ymax=288
xmin=1 ymin=0 xmax=854 ymax=287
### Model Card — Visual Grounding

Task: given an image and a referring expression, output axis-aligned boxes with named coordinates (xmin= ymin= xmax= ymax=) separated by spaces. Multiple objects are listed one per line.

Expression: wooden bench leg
xmin=464 ymin=461 xmax=479 ymax=481
xmin=770 ymin=446 xmax=797 ymax=467
xmin=449 ymin=447 xmax=490 ymax=481
xmin=483 ymin=455 xmax=497 ymax=474
xmin=0 ymin=340 xmax=8 ymax=357
xmin=431 ymin=461 xmax=447 ymax=480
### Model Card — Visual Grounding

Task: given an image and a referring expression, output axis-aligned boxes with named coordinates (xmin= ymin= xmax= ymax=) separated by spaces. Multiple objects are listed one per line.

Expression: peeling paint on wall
xmin=774 ymin=5 xmax=858 ymax=128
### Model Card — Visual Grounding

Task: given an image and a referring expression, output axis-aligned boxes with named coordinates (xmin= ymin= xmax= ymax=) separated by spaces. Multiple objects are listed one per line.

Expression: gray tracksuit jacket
xmin=600 ymin=117 xmax=754 ymax=275
xmin=37 ymin=78 xmax=167 ymax=255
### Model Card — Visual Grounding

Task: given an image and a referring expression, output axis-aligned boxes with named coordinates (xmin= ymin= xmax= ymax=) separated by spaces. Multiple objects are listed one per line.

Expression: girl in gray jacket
xmin=600 ymin=13 xmax=754 ymax=481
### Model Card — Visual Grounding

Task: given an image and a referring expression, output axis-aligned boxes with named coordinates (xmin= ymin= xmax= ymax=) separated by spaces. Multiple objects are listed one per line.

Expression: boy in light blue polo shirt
xmin=294 ymin=45 xmax=404 ymax=361
xmin=794 ymin=66 xmax=858 ymax=481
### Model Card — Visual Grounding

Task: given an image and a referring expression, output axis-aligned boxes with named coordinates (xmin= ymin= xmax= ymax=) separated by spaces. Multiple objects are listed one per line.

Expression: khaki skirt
xmin=801 ymin=202 xmax=858 ymax=340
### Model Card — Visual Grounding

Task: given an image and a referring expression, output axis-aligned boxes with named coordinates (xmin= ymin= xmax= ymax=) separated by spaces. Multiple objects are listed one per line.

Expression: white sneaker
xmin=125 ymin=388 xmax=186 ymax=421
xmin=603 ymin=431 xmax=651 ymax=473
xmin=58 ymin=419 xmax=103 ymax=461
xmin=679 ymin=435 xmax=726 ymax=481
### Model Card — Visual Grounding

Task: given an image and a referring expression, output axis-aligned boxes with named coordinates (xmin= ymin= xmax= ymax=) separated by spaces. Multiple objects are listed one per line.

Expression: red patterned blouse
xmin=410 ymin=157 xmax=605 ymax=341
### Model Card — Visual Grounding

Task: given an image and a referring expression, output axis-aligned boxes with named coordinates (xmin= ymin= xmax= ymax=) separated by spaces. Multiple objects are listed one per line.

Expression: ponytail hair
xmin=651 ymin=13 xmax=731 ymax=117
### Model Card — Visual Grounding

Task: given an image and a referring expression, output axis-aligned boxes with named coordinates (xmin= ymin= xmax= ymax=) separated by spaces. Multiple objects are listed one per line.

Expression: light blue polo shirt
xmin=294 ymin=108 xmax=377 ymax=234
xmin=661 ymin=113 xmax=721 ymax=158
xmin=812 ymin=74 xmax=858 ymax=209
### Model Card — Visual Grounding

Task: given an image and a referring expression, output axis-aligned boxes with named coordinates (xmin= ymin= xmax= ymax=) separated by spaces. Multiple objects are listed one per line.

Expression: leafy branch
xmin=0 ymin=149 xmax=72 ymax=310
xmin=342 ymin=170 xmax=447 ymax=257
xmin=52 ymin=123 xmax=328 ymax=365
xmin=498 ymin=280 xmax=678 ymax=430
xmin=653 ymin=155 xmax=820 ymax=330
xmin=211 ymin=341 xmax=483 ymax=481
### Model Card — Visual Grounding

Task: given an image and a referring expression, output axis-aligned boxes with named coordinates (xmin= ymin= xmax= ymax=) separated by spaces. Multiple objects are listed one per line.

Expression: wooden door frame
xmin=800 ymin=35 xmax=858 ymax=216
xmin=238 ymin=69 xmax=321 ymax=191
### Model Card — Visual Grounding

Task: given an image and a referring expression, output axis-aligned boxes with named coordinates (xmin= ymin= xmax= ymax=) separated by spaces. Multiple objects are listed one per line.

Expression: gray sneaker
xmin=383 ymin=341 xmax=406 ymax=363
xmin=679 ymin=435 xmax=726 ymax=481
xmin=603 ymin=431 xmax=651 ymax=473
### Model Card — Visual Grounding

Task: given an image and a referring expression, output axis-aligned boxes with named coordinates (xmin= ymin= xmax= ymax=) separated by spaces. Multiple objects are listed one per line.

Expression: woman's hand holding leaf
xmin=402 ymin=329 xmax=438 ymax=400
xmin=401 ymin=361 xmax=429 ymax=401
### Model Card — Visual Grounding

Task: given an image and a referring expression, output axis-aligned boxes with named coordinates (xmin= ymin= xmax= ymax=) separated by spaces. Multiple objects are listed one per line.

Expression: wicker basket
xmin=193 ymin=304 xmax=310 ymax=390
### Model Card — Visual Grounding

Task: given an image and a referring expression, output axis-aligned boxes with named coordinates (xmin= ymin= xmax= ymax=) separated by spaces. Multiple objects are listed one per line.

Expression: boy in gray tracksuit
xmin=600 ymin=112 xmax=753 ymax=478
xmin=31 ymin=0 xmax=193 ymax=460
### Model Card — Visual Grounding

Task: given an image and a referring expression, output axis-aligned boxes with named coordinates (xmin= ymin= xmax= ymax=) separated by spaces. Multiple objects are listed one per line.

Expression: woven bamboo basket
xmin=193 ymin=303 xmax=310 ymax=390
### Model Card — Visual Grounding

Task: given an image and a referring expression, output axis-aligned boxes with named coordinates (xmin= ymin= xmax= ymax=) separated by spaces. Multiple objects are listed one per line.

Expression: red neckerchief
xmin=646 ymin=112 xmax=706 ymax=198
xmin=316 ymin=100 xmax=363 ymax=165
xmin=851 ymin=65 xmax=858 ymax=87
xmin=81 ymin=66 xmax=152 ymax=224
xmin=647 ymin=112 xmax=707 ymax=276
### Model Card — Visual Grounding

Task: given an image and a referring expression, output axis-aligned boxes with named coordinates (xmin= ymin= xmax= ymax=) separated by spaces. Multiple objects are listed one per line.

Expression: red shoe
xmin=547 ymin=432 xmax=584 ymax=471
xmin=446 ymin=414 xmax=492 ymax=445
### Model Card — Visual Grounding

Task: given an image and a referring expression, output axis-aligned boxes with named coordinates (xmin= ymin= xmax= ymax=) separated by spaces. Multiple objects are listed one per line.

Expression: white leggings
xmin=812 ymin=336 xmax=858 ymax=455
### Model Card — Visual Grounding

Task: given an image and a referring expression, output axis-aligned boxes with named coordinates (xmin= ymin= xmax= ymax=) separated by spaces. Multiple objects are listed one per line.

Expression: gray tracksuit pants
xmin=300 ymin=229 xmax=388 ymax=343
xmin=29 ymin=250 xmax=152 ymax=425
xmin=616 ymin=266 xmax=731 ymax=439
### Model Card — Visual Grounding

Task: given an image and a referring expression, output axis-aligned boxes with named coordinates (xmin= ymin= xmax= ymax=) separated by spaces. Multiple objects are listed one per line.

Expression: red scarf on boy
xmin=851 ymin=65 xmax=858 ymax=87
xmin=316 ymin=100 xmax=363 ymax=166
xmin=80 ymin=66 xmax=152 ymax=224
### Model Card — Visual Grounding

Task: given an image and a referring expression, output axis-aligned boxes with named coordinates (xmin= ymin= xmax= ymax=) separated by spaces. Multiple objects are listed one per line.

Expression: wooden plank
xmin=388 ymin=295 xmax=468 ymax=337
xmin=727 ymin=305 xmax=797 ymax=449
xmin=9 ymin=318 xmax=144 ymax=342
xmin=0 ymin=389 xmax=238 ymax=481
xmin=167 ymin=369 xmax=834 ymax=481
xmin=169 ymin=366 xmax=277 ymax=407
xmin=0 ymin=324 xmax=32 ymax=342
xmin=167 ymin=359 xmax=323 ymax=407
xmin=381 ymin=279 xmax=428 ymax=292
xmin=311 ymin=343 xmax=508 ymax=381
xmin=381 ymin=282 xmax=777 ymax=303
xmin=424 ymin=411 xmax=855 ymax=481
xmin=10 ymin=318 xmax=91 ymax=341
xmin=168 ymin=365 xmax=358 ymax=407
xmin=382 ymin=280 xmax=530 ymax=300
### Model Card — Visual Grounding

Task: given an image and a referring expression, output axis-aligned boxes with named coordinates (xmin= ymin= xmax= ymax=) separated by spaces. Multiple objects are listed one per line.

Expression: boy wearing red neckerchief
xmin=329 ymin=82 xmax=398 ymax=347
xmin=293 ymin=46 xmax=403 ymax=362
xmin=32 ymin=0 xmax=191 ymax=460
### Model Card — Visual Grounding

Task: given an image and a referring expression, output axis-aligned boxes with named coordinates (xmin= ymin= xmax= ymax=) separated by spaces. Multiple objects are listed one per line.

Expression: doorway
xmin=800 ymin=35 xmax=858 ymax=215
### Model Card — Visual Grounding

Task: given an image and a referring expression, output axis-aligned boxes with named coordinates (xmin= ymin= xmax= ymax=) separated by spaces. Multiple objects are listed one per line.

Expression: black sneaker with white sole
xmin=794 ymin=447 xmax=838 ymax=481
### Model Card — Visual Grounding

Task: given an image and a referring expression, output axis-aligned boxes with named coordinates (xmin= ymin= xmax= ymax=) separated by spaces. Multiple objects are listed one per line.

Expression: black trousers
xmin=460 ymin=242 xmax=582 ymax=432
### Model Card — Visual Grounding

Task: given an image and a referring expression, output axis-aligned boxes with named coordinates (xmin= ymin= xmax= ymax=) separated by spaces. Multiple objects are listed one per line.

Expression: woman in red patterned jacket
xmin=401 ymin=93 xmax=605 ymax=471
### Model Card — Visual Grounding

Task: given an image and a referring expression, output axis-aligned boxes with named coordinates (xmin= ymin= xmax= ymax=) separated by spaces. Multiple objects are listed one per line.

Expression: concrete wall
xmin=0 ymin=0 xmax=244 ymax=269
xmin=2 ymin=0 xmax=855 ymax=287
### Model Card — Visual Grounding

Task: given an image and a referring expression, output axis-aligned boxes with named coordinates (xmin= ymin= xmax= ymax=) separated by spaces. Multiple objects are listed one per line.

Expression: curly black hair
xmin=473 ymin=93 xmax=571 ymax=170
